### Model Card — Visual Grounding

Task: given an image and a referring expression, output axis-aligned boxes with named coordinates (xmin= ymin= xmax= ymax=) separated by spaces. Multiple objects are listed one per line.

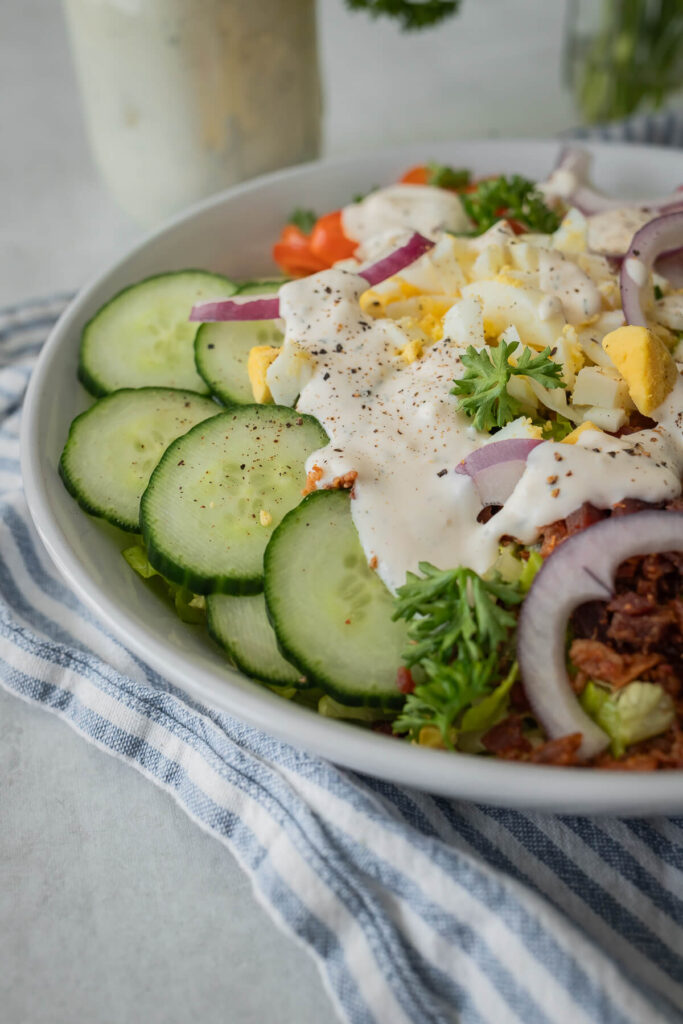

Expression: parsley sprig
xmin=452 ymin=340 xmax=565 ymax=434
xmin=461 ymin=174 xmax=560 ymax=235
xmin=288 ymin=208 xmax=317 ymax=234
xmin=426 ymin=163 xmax=471 ymax=189
xmin=392 ymin=564 xmax=523 ymax=746
xmin=345 ymin=0 xmax=460 ymax=30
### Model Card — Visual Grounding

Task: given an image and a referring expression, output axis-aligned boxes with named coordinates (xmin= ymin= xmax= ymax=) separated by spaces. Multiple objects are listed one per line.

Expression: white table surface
xmin=1 ymin=2 xmax=576 ymax=1021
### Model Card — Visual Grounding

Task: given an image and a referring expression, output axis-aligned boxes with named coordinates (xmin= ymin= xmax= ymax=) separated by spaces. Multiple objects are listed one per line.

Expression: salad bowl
xmin=21 ymin=138 xmax=683 ymax=814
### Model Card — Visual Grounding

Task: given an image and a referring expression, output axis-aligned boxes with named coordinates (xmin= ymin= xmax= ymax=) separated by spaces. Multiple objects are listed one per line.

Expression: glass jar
xmin=63 ymin=0 xmax=322 ymax=225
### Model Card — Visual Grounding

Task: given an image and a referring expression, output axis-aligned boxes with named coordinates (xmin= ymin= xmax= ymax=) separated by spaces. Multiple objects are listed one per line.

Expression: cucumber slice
xmin=140 ymin=405 xmax=327 ymax=595
xmin=264 ymin=490 xmax=408 ymax=707
xmin=79 ymin=270 xmax=236 ymax=396
xmin=195 ymin=319 xmax=283 ymax=405
xmin=59 ymin=388 xmax=219 ymax=531
xmin=207 ymin=592 xmax=305 ymax=687
xmin=235 ymin=279 xmax=287 ymax=295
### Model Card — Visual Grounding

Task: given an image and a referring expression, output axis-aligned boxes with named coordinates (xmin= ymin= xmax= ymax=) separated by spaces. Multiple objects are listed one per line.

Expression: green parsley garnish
xmin=541 ymin=414 xmax=574 ymax=442
xmin=288 ymin=208 xmax=317 ymax=234
xmin=654 ymin=284 xmax=664 ymax=301
xmin=460 ymin=174 xmax=560 ymax=235
xmin=345 ymin=0 xmax=460 ymax=31
xmin=426 ymin=163 xmax=471 ymax=189
xmin=452 ymin=340 xmax=565 ymax=433
xmin=392 ymin=564 xmax=523 ymax=746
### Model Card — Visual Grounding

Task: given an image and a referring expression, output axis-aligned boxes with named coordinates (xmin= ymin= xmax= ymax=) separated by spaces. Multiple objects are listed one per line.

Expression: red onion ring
xmin=517 ymin=510 xmax=683 ymax=760
xmin=189 ymin=296 xmax=280 ymax=322
xmin=359 ymin=231 xmax=435 ymax=287
xmin=189 ymin=232 xmax=435 ymax=322
xmin=456 ymin=438 xmax=543 ymax=505
xmin=620 ymin=211 xmax=683 ymax=327
xmin=554 ymin=147 xmax=683 ymax=217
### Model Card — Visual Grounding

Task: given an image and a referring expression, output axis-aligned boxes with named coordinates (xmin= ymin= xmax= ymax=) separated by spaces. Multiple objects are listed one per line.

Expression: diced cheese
xmin=602 ymin=325 xmax=677 ymax=415
xmin=572 ymin=365 xmax=632 ymax=410
xmin=247 ymin=345 xmax=280 ymax=403
xmin=581 ymin=405 xmax=628 ymax=432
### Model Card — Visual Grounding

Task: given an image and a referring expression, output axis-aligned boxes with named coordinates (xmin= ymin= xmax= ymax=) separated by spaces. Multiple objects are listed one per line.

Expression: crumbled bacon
xmin=529 ymin=733 xmax=582 ymax=765
xmin=396 ymin=666 xmax=415 ymax=694
xmin=330 ymin=470 xmax=358 ymax=491
xmin=569 ymin=639 xmax=663 ymax=689
xmin=302 ymin=464 xmax=324 ymax=496
xmin=482 ymin=715 xmax=531 ymax=757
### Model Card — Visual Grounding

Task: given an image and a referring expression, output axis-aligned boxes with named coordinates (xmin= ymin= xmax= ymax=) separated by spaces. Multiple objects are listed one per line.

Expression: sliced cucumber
xmin=207 ymin=592 xmax=305 ymax=687
xmin=140 ymin=404 xmax=327 ymax=595
xmin=59 ymin=388 xmax=219 ymax=531
xmin=79 ymin=270 xmax=236 ymax=396
xmin=264 ymin=490 xmax=408 ymax=707
xmin=195 ymin=319 xmax=283 ymax=405
xmin=235 ymin=279 xmax=287 ymax=295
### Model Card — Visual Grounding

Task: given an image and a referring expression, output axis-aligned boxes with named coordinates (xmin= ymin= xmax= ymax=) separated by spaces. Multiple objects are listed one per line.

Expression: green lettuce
xmin=580 ymin=680 xmax=675 ymax=758
xmin=122 ymin=543 xmax=205 ymax=624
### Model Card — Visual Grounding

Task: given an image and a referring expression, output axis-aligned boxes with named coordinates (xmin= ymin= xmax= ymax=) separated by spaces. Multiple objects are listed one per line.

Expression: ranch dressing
xmin=270 ymin=228 xmax=683 ymax=592
xmin=276 ymin=270 xmax=487 ymax=591
xmin=342 ymin=185 xmax=470 ymax=245
xmin=63 ymin=0 xmax=321 ymax=224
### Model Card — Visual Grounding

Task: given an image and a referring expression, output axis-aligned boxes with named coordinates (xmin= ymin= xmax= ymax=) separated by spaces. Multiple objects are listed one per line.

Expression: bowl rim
xmin=20 ymin=137 xmax=683 ymax=815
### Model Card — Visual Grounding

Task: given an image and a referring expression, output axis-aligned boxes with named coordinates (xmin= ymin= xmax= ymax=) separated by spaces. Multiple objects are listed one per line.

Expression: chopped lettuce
xmin=122 ymin=543 xmax=205 ymax=624
xmin=459 ymin=662 xmax=518 ymax=735
xmin=580 ymin=680 xmax=675 ymax=758
xmin=318 ymin=695 xmax=394 ymax=723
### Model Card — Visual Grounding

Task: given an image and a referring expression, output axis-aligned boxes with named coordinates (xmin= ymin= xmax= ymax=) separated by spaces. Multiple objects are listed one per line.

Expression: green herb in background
xmin=572 ymin=0 xmax=683 ymax=123
xmin=392 ymin=564 xmax=523 ymax=746
xmin=452 ymin=341 xmax=565 ymax=433
xmin=288 ymin=208 xmax=317 ymax=234
xmin=345 ymin=0 xmax=461 ymax=30
xmin=426 ymin=163 xmax=471 ymax=188
xmin=460 ymin=175 xmax=561 ymax=235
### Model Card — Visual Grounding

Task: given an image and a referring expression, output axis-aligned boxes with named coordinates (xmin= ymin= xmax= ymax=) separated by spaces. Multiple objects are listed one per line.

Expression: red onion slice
xmin=189 ymin=296 xmax=280 ymax=323
xmin=189 ymin=232 xmax=435 ymax=322
xmin=620 ymin=211 xmax=683 ymax=327
xmin=554 ymin=147 xmax=683 ymax=217
xmin=456 ymin=438 xmax=543 ymax=505
xmin=359 ymin=232 xmax=435 ymax=287
xmin=517 ymin=510 xmax=683 ymax=760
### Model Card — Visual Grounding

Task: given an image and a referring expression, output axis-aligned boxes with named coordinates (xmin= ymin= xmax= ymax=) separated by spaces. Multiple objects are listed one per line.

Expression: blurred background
xmin=3 ymin=1 xmax=682 ymax=306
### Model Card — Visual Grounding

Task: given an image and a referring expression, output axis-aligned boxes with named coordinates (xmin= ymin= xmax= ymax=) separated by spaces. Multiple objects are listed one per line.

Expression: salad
xmin=60 ymin=148 xmax=683 ymax=770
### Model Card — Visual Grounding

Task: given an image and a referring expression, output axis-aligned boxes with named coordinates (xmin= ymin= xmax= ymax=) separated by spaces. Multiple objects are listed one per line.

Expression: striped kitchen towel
xmin=2 ymin=294 xmax=682 ymax=1019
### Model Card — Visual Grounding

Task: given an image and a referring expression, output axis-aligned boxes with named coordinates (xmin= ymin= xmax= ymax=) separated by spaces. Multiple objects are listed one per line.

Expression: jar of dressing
xmin=63 ymin=0 xmax=322 ymax=225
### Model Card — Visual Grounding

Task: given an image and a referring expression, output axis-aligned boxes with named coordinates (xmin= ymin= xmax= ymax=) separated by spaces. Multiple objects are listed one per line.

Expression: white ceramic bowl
xmin=21 ymin=139 xmax=683 ymax=814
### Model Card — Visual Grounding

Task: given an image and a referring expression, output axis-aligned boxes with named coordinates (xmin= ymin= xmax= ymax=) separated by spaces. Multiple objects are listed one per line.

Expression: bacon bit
xmin=529 ymin=733 xmax=582 ymax=765
xmin=569 ymin=639 xmax=663 ymax=689
xmin=371 ymin=721 xmax=396 ymax=736
xmin=302 ymin=463 xmax=324 ymax=496
xmin=330 ymin=470 xmax=358 ymax=491
xmin=396 ymin=666 xmax=415 ymax=694
xmin=477 ymin=504 xmax=502 ymax=524
xmin=369 ymin=555 xmax=378 ymax=570
xmin=482 ymin=715 xmax=531 ymax=757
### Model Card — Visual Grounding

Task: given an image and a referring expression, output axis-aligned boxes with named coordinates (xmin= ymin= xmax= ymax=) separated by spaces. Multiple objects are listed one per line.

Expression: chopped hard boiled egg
xmin=247 ymin=345 xmax=280 ymax=403
xmin=602 ymin=325 xmax=678 ymax=415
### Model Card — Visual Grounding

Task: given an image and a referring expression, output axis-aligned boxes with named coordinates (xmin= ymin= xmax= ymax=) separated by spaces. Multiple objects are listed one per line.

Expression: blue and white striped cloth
xmin=2 ymin=206 xmax=683 ymax=1021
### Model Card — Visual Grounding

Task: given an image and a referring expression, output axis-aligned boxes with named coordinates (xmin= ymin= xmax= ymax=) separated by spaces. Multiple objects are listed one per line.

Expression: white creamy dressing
xmin=276 ymin=271 xmax=484 ymax=591
xmin=586 ymin=208 xmax=654 ymax=255
xmin=342 ymin=185 xmax=470 ymax=244
xmin=484 ymin=417 xmax=683 ymax=548
xmin=538 ymin=249 xmax=602 ymax=324
xmin=266 ymin=186 xmax=683 ymax=593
